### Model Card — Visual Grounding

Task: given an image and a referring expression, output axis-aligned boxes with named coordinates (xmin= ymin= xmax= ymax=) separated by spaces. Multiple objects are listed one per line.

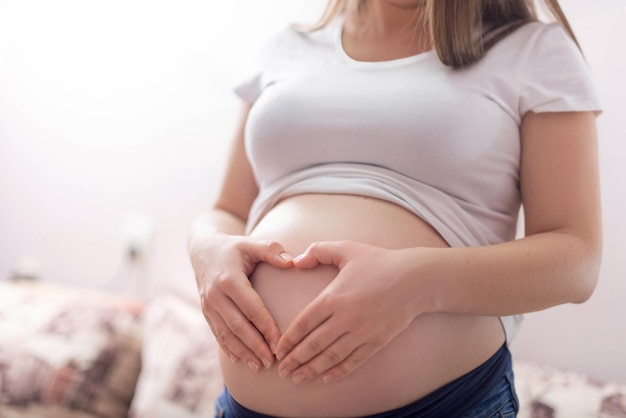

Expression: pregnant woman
xmin=189 ymin=0 xmax=602 ymax=416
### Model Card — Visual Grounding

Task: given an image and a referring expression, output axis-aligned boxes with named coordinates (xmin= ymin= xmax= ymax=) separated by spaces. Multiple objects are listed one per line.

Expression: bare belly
xmin=220 ymin=194 xmax=505 ymax=417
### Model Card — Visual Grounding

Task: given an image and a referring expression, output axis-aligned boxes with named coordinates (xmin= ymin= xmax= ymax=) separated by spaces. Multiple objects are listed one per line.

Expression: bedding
xmin=0 ymin=281 xmax=623 ymax=418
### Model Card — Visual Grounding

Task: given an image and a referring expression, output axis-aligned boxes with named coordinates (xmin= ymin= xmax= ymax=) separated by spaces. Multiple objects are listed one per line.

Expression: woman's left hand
xmin=274 ymin=240 xmax=423 ymax=384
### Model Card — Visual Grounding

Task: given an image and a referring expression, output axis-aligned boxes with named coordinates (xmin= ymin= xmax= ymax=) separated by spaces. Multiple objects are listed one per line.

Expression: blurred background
xmin=1 ymin=0 xmax=624 ymax=385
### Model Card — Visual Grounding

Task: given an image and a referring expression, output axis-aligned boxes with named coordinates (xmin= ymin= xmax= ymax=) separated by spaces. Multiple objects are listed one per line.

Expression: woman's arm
xmin=189 ymin=102 xmax=293 ymax=372
xmin=417 ymin=110 xmax=602 ymax=315
xmin=275 ymin=110 xmax=601 ymax=383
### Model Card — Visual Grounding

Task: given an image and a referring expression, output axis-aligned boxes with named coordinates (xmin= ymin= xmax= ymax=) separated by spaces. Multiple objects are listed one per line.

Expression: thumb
xmin=244 ymin=239 xmax=294 ymax=268
xmin=293 ymin=241 xmax=345 ymax=269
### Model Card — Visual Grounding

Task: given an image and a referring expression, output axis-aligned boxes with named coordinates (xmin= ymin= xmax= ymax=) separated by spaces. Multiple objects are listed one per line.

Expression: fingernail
xmin=269 ymin=341 xmax=277 ymax=354
xmin=262 ymin=357 xmax=272 ymax=369
xmin=276 ymin=350 xmax=287 ymax=361
xmin=293 ymin=254 xmax=304 ymax=263
xmin=323 ymin=372 xmax=335 ymax=384
xmin=279 ymin=366 xmax=292 ymax=378
xmin=248 ymin=361 xmax=260 ymax=373
xmin=292 ymin=372 xmax=308 ymax=384
xmin=279 ymin=252 xmax=293 ymax=261
xmin=229 ymin=353 xmax=238 ymax=364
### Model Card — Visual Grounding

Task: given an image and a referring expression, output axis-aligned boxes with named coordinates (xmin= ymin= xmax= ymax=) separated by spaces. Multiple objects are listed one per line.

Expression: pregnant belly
xmin=220 ymin=194 xmax=505 ymax=417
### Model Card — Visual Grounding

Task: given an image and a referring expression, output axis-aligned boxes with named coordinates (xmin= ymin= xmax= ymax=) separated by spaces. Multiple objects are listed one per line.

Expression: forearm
xmin=413 ymin=230 xmax=602 ymax=317
xmin=188 ymin=209 xmax=247 ymax=253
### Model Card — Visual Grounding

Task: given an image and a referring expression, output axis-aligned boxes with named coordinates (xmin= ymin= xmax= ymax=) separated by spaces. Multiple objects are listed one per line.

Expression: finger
xmin=210 ymin=307 xmax=265 ymax=371
xmin=202 ymin=283 xmax=275 ymax=370
xmin=321 ymin=343 xmax=378 ymax=384
xmin=200 ymin=298 xmax=246 ymax=365
xmin=275 ymin=296 xmax=332 ymax=362
xmin=201 ymin=310 xmax=241 ymax=363
xmin=242 ymin=239 xmax=294 ymax=268
xmin=227 ymin=276 xmax=281 ymax=356
xmin=292 ymin=241 xmax=344 ymax=269
xmin=279 ymin=328 xmax=349 ymax=384
xmin=218 ymin=298 xmax=274 ymax=372
xmin=205 ymin=306 xmax=246 ymax=364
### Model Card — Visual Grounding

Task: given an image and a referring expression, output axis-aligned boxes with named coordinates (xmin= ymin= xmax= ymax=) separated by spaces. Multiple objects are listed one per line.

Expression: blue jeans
xmin=459 ymin=368 xmax=519 ymax=418
xmin=215 ymin=347 xmax=519 ymax=418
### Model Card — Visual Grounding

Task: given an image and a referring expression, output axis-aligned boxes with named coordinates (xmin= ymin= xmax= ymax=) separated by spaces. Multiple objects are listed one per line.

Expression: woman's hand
xmin=190 ymin=233 xmax=293 ymax=372
xmin=274 ymin=241 xmax=423 ymax=384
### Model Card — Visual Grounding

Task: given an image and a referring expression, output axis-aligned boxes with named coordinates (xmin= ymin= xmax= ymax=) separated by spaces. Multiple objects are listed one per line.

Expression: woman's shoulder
xmin=232 ymin=17 xmax=341 ymax=102
xmin=477 ymin=19 xmax=585 ymax=78
xmin=483 ymin=20 xmax=600 ymax=117
xmin=244 ymin=17 xmax=341 ymax=81
xmin=265 ymin=16 xmax=341 ymax=56
xmin=510 ymin=20 xmax=566 ymax=38
xmin=494 ymin=20 xmax=579 ymax=59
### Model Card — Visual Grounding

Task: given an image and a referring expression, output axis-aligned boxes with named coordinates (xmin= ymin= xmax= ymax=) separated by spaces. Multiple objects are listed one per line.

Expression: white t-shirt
xmin=234 ymin=16 xmax=602 ymax=343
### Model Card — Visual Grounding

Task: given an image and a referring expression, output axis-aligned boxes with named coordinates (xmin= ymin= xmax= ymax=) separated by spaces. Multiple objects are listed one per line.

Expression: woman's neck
xmin=342 ymin=0 xmax=431 ymax=61
xmin=354 ymin=0 xmax=427 ymax=36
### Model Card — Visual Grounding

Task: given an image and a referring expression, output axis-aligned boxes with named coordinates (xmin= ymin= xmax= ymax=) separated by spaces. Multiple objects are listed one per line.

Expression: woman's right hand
xmin=190 ymin=232 xmax=293 ymax=372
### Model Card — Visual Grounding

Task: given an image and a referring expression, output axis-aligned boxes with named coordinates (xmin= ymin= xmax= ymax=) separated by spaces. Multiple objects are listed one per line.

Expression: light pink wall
xmin=1 ymin=0 xmax=624 ymax=383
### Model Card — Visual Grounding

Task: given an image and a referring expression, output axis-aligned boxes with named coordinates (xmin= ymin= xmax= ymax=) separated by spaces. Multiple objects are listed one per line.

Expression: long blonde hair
xmin=309 ymin=0 xmax=579 ymax=67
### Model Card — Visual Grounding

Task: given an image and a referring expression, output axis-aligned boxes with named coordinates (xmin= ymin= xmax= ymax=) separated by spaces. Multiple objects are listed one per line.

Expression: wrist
xmin=401 ymin=246 xmax=447 ymax=316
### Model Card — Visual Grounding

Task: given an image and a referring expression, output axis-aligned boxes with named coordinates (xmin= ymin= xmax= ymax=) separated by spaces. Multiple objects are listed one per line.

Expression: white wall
xmin=1 ymin=0 xmax=624 ymax=384
xmin=0 ymin=0 xmax=327 ymax=298
xmin=511 ymin=0 xmax=626 ymax=386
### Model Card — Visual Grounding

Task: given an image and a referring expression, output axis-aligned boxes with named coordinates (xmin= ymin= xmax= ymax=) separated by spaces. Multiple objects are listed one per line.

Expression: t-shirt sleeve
xmin=232 ymin=30 xmax=285 ymax=103
xmin=232 ymin=42 xmax=267 ymax=103
xmin=519 ymin=23 xmax=601 ymax=116
xmin=233 ymin=71 xmax=264 ymax=103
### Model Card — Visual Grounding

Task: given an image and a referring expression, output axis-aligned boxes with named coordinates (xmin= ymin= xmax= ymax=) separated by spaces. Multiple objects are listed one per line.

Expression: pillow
xmin=129 ymin=293 xmax=223 ymax=418
xmin=0 ymin=281 xmax=143 ymax=418
xmin=514 ymin=360 xmax=626 ymax=418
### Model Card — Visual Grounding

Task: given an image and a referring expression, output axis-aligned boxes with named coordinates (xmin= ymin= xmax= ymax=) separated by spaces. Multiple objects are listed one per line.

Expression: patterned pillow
xmin=0 ymin=282 xmax=143 ymax=418
xmin=130 ymin=295 xmax=626 ymax=418
xmin=514 ymin=360 xmax=626 ymax=418
xmin=129 ymin=293 xmax=223 ymax=418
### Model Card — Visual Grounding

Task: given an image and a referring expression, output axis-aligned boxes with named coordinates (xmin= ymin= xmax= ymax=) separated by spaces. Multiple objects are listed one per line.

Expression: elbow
xmin=571 ymin=277 xmax=598 ymax=304
xmin=570 ymin=245 xmax=602 ymax=305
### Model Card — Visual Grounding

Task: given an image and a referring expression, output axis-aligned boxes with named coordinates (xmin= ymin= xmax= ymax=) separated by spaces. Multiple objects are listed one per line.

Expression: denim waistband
xmin=219 ymin=344 xmax=511 ymax=418
xmin=364 ymin=344 xmax=511 ymax=417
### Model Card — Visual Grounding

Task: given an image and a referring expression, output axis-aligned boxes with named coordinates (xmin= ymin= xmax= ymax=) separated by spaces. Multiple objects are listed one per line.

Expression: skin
xmin=274 ymin=112 xmax=601 ymax=385
xmin=342 ymin=0 xmax=432 ymax=62
xmin=189 ymin=0 xmax=601 ymax=390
